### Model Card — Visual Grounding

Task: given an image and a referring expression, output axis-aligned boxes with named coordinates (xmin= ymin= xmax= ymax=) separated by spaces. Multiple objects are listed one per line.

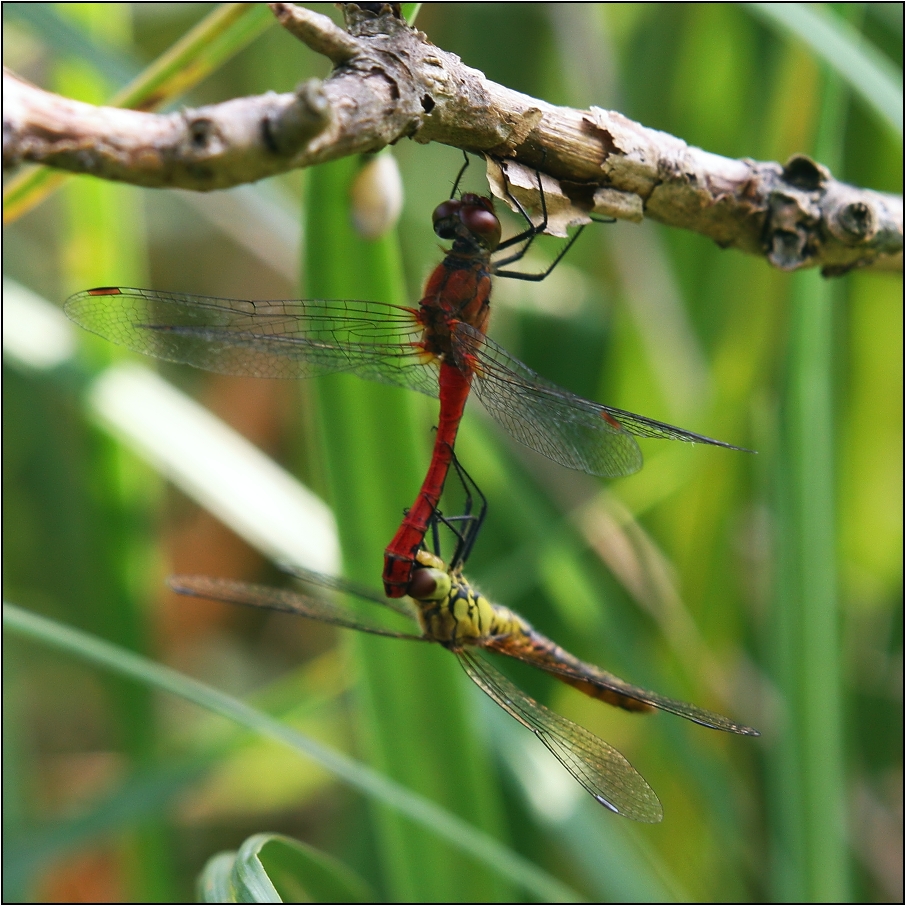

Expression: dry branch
xmin=3 ymin=3 xmax=901 ymax=276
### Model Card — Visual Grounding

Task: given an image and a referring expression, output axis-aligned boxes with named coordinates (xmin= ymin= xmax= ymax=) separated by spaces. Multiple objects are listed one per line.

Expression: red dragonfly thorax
xmin=417 ymin=193 xmax=499 ymax=358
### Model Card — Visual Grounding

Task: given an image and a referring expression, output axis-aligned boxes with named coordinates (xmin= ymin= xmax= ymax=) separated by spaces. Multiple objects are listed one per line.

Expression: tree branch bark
xmin=3 ymin=3 xmax=901 ymax=276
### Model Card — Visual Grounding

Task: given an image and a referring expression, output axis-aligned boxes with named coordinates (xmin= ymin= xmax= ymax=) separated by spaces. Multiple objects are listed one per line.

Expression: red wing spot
xmin=601 ymin=411 xmax=623 ymax=429
xmin=87 ymin=287 xmax=123 ymax=296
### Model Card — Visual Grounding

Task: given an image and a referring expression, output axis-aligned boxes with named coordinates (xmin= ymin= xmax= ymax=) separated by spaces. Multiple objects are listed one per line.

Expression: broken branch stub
xmin=2 ymin=3 xmax=901 ymax=275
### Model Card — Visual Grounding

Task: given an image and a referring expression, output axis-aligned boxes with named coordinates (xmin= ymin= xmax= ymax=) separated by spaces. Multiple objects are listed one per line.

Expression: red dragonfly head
xmin=432 ymin=193 xmax=502 ymax=254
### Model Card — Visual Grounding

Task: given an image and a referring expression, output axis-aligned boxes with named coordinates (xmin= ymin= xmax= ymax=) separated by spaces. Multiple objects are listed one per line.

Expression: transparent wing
xmin=486 ymin=632 xmax=759 ymax=736
xmin=453 ymin=323 xmax=746 ymax=477
xmin=65 ymin=288 xmax=439 ymax=398
xmin=277 ymin=563 xmax=415 ymax=619
xmin=457 ymin=649 xmax=663 ymax=822
xmin=170 ymin=575 xmax=425 ymax=640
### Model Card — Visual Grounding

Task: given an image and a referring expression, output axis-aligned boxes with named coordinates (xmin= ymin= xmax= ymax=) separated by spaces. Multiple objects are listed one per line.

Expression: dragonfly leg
xmin=492 ymin=157 xmax=591 ymax=280
xmin=423 ymin=444 xmax=487 ymax=571
xmin=492 ymin=157 xmax=548 ymax=259
xmin=450 ymin=150 xmax=471 ymax=197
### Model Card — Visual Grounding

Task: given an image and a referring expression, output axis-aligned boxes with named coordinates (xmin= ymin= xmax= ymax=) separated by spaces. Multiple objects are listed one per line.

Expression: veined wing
xmin=453 ymin=323 xmax=747 ymax=478
xmin=170 ymin=575 xmax=425 ymax=641
xmin=486 ymin=632 xmax=759 ymax=736
xmin=278 ymin=563 xmax=415 ymax=620
xmin=457 ymin=649 xmax=663 ymax=822
xmin=64 ymin=288 xmax=440 ymax=398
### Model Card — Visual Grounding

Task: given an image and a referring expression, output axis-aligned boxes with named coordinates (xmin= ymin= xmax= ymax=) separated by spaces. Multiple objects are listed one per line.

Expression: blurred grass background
xmin=3 ymin=3 xmax=901 ymax=902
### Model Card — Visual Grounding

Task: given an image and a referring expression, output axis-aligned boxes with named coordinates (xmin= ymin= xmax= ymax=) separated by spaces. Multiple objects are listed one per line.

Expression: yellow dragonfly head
xmin=407 ymin=550 xmax=452 ymax=602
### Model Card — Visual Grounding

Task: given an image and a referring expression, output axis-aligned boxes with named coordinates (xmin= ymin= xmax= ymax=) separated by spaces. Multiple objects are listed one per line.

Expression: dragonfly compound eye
xmin=459 ymin=201 xmax=501 ymax=250
xmin=407 ymin=566 xmax=452 ymax=601
xmin=432 ymin=199 xmax=464 ymax=239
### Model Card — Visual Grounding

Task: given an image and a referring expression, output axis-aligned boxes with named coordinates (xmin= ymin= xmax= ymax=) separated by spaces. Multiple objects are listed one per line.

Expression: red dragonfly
xmin=64 ymin=167 xmax=744 ymax=597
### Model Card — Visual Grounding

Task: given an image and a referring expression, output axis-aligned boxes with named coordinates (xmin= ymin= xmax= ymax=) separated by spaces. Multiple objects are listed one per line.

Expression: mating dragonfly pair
xmin=65 ymin=157 xmax=757 ymax=821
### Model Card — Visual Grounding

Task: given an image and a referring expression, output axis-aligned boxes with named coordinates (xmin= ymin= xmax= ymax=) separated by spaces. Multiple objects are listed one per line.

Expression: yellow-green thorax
xmin=409 ymin=551 xmax=528 ymax=649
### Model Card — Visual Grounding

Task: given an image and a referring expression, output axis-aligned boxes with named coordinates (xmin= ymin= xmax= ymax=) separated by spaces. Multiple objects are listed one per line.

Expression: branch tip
xmin=3 ymin=17 xmax=901 ymax=276
xmin=270 ymin=2 xmax=360 ymax=65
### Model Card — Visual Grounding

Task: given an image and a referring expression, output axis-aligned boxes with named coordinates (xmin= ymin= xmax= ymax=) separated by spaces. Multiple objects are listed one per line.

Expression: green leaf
xmin=249 ymin=834 xmax=372 ymax=903
xmin=198 ymin=835 xmax=371 ymax=904
xmin=198 ymin=852 xmax=244 ymax=904
xmin=230 ymin=836 xmax=283 ymax=903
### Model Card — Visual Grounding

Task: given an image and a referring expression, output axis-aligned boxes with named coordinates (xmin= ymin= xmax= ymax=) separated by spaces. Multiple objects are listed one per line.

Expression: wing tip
xmin=596 ymin=793 xmax=664 ymax=823
xmin=685 ymin=713 xmax=762 ymax=736
xmin=715 ymin=440 xmax=757 ymax=454
xmin=673 ymin=433 xmax=756 ymax=454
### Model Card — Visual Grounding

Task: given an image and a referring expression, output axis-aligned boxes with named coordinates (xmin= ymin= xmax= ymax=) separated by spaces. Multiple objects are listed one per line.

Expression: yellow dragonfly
xmin=172 ymin=551 xmax=758 ymax=823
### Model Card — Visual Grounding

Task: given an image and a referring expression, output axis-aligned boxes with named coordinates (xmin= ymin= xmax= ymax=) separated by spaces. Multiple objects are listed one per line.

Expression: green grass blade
xmin=2 ymin=656 xmax=346 ymax=888
xmin=3 ymin=602 xmax=582 ymax=904
xmin=401 ymin=5 xmax=422 ymax=26
xmin=770 ymin=265 xmax=849 ymax=902
xmin=47 ymin=11 xmax=177 ymax=897
xmin=107 ymin=2 xmax=274 ymax=109
xmin=766 ymin=21 xmax=854 ymax=900
xmin=746 ymin=2 xmax=903 ymax=136
xmin=303 ymin=155 xmax=515 ymax=901
xmin=230 ymin=836 xmax=283 ymax=904
xmin=238 ymin=833 xmax=373 ymax=903
xmin=198 ymin=834 xmax=374 ymax=904
xmin=5 ymin=4 xmax=141 ymax=84
xmin=4 ymin=3 xmax=274 ymax=223
xmin=198 ymin=853 xmax=242 ymax=903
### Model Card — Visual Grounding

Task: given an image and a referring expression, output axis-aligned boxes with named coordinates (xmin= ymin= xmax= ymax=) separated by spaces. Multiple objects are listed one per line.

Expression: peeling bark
xmin=3 ymin=3 xmax=901 ymax=275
